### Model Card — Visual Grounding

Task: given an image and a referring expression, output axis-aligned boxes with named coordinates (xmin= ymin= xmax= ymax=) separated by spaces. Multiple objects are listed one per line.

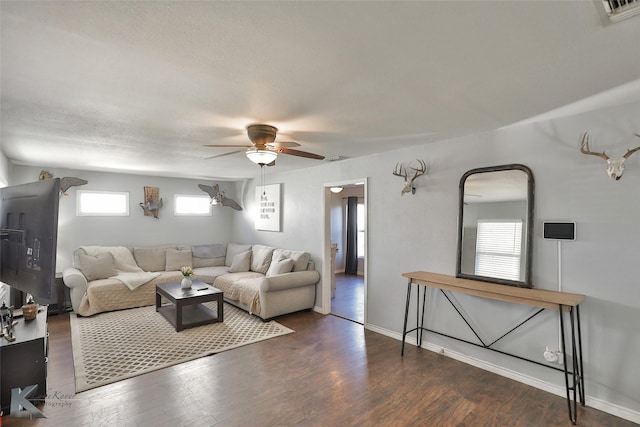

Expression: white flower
xmin=181 ymin=266 xmax=194 ymax=277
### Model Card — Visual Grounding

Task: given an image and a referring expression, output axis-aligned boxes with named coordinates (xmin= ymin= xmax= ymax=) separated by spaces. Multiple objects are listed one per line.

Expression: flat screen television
xmin=0 ymin=178 xmax=60 ymax=302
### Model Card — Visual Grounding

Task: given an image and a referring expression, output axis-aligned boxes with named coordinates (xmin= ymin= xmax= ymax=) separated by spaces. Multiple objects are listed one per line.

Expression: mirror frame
xmin=456 ymin=164 xmax=535 ymax=288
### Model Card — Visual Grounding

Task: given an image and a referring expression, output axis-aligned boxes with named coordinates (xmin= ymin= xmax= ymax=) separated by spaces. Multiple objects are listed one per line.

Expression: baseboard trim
xmin=364 ymin=323 xmax=640 ymax=424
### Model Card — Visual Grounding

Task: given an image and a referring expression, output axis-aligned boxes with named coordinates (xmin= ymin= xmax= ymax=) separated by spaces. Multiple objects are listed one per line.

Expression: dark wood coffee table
xmin=155 ymin=280 xmax=223 ymax=332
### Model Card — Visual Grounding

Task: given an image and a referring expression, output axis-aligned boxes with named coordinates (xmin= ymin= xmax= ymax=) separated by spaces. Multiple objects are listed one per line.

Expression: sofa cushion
xmin=189 ymin=244 xmax=226 ymax=268
xmin=251 ymin=245 xmax=274 ymax=274
xmin=266 ymin=257 xmax=293 ymax=277
xmin=193 ymin=256 xmax=225 ymax=268
xmin=225 ymin=243 xmax=253 ymax=267
xmin=133 ymin=246 xmax=176 ymax=272
xmin=165 ymin=248 xmax=192 ymax=271
xmin=228 ymin=250 xmax=252 ymax=273
xmin=272 ymin=249 xmax=310 ymax=272
xmin=78 ymin=252 xmax=116 ymax=281
xmin=193 ymin=266 xmax=231 ymax=283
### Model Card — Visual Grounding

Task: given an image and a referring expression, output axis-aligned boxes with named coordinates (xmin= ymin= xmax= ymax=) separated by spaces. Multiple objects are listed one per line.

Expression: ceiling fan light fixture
xmin=246 ymin=149 xmax=278 ymax=165
xmin=330 ymin=186 xmax=343 ymax=193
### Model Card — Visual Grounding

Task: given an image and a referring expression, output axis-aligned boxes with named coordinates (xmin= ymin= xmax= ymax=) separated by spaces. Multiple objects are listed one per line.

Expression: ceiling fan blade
xmin=205 ymin=149 xmax=245 ymax=159
xmin=276 ymin=147 xmax=325 ymax=160
xmin=267 ymin=141 xmax=300 ymax=149
xmin=203 ymin=144 xmax=252 ymax=148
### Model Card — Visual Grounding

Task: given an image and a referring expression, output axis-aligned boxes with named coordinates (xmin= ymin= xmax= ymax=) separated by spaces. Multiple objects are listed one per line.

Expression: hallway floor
xmin=331 ymin=273 xmax=364 ymax=324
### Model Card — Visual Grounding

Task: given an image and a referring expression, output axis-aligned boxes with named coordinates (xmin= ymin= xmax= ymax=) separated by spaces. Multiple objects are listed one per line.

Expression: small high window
xmin=77 ymin=191 xmax=129 ymax=216
xmin=174 ymin=194 xmax=211 ymax=216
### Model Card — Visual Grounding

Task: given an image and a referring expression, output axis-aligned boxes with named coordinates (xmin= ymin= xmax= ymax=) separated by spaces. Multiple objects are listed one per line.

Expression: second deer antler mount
xmin=392 ymin=159 xmax=428 ymax=195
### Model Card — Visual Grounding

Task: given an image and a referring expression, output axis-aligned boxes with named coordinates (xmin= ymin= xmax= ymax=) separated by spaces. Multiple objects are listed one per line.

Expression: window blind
xmin=475 ymin=220 xmax=523 ymax=281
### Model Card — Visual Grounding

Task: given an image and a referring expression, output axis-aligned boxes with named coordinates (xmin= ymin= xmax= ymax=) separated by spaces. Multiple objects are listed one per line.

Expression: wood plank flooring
xmin=2 ymin=310 xmax=635 ymax=426
xmin=331 ymin=273 xmax=364 ymax=324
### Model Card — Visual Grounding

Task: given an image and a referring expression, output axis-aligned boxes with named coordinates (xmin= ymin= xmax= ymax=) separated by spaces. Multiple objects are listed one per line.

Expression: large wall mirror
xmin=456 ymin=164 xmax=534 ymax=288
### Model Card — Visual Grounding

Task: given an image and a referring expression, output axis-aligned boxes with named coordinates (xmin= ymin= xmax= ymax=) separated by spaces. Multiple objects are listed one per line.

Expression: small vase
xmin=181 ymin=277 xmax=192 ymax=289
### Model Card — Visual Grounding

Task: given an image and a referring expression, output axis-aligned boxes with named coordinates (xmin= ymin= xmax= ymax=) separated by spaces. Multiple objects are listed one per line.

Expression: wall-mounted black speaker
xmin=543 ymin=222 xmax=576 ymax=240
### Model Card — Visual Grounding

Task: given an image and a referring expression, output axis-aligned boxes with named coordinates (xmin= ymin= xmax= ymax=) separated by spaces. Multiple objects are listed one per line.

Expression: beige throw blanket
xmin=213 ymin=272 xmax=264 ymax=315
xmin=80 ymin=246 xmax=161 ymax=290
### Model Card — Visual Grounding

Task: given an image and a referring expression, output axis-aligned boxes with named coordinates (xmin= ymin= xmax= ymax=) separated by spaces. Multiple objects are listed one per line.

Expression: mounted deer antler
xmin=580 ymin=132 xmax=640 ymax=180
xmin=393 ymin=159 xmax=428 ymax=195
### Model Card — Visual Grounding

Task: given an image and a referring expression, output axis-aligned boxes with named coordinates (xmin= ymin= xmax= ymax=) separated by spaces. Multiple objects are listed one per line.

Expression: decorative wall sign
xmin=255 ymin=183 xmax=281 ymax=231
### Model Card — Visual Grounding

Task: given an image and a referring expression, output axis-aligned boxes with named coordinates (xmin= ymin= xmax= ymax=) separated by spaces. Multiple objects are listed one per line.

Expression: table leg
xmin=155 ymin=292 xmax=160 ymax=312
xmin=576 ymin=305 xmax=585 ymax=405
xmin=401 ymin=280 xmax=412 ymax=356
xmin=217 ymin=295 xmax=224 ymax=322
xmin=418 ymin=286 xmax=427 ymax=348
xmin=176 ymin=301 xmax=183 ymax=332
xmin=569 ymin=307 xmax=581 ymax=420
xmin=559 ymin=305 xmax=577 ymax=425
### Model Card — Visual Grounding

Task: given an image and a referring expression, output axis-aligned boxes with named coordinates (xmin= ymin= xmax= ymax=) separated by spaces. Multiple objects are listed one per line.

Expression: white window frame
xmin=174 ymin=194 xmax=212 ymax=216
xmin=77 ymin=190 xmax=130 ymax=216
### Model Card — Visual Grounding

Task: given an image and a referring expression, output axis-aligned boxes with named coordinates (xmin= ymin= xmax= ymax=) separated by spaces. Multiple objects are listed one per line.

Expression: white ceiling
xmin=1 ymin=1 xmax=639 ymax=180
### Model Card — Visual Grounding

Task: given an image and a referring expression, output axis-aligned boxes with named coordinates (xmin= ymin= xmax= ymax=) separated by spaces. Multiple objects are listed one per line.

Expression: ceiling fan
xmin=203 ymin=124 xmax=325 ymax=166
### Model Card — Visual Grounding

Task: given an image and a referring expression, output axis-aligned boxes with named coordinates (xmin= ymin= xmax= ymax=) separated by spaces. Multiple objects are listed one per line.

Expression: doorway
xmin=323 ymin=180 xmax=366 ymax=324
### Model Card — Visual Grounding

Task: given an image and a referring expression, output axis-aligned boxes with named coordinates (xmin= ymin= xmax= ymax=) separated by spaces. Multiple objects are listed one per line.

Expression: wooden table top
xmin=402 ymin=271 xmax=584 ymax=311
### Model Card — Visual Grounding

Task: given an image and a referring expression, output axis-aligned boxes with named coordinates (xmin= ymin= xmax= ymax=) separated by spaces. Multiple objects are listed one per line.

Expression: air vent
xmin=602 ymin=0 xmax=640 ymax=22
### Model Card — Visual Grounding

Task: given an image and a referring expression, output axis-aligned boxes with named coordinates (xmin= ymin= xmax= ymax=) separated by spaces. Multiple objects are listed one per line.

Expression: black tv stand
xmin=0 ymin=306 xmax=48 ymax=414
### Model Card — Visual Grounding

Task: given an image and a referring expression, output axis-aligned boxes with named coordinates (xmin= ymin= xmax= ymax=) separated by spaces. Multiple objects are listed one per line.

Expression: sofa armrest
xmin=63 ymin=267 xmax=88 ymax=313
xmin=260 ymin=270 xmax=320 ymax=293
xmin=63 ymin=267 xmax=87 ymax=289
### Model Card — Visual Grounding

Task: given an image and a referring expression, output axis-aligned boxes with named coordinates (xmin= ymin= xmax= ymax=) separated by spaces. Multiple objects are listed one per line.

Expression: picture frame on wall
xmin=255 ymin=183 xmax=281 ymax=231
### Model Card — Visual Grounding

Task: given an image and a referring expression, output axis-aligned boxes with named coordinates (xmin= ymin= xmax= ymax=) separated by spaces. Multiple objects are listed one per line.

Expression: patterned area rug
xmin=70 ymin=302 xmax=293 ymax=392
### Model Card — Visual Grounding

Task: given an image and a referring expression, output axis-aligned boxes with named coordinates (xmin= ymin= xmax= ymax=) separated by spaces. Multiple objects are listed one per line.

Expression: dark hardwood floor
xmin=2 ymin=309 xmax=635 ymax=426
xmin=331 ymin=273 xmax=364 ymax=324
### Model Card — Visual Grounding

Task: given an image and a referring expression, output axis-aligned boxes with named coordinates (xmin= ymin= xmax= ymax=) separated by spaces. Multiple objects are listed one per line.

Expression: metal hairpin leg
xmin=401 ymin=280 xmax=412 ymax=356
xmin=418 ymin=286 xmax=426 ymax=348
xmin=576 ymin=305 xmax=585 ymax=405
xmin=559 ymin=305 xmax=584 ymax=425
xmin=401 ymin=280 xmax=428 ymax=356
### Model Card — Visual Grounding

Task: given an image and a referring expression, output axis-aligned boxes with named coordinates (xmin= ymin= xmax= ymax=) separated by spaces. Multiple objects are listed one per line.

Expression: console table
xmin=401 ymin=271 xmax=585 ymax=424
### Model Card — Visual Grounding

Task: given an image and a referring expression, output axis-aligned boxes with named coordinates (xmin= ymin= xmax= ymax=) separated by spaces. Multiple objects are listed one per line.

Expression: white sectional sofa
xmin=62 ymin=243 xmax=320 ymax=320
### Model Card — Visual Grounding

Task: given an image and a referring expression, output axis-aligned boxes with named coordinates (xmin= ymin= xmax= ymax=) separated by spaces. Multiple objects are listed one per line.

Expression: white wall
xmin=0 ymin=150 xmax=11 ymax=187
xmin=230 ymin=101 xmax=640 ymax=418
xmin=10 ymin=166 xmax=240 ymax=274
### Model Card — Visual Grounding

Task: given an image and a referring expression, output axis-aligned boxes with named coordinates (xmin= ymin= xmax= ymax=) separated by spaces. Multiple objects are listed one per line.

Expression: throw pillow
xmin=228 ymin=250 xmax=252 ymax=273
xmin=165 ymin=248 xmax=192 ymax=271
xmin=78 ymin=252 xmax=116 ymax=281
xmin=251 ymin=245 xmax=274 ymax=274
xmin=272 ymin=249 xmax=310 ymax=272
xmin=133 ymin=246 xmax=175 ymax=272
xmin=266 ymin=257 xmax=293 ymax=277
xmin=225 ymin=243 xmax=253 ymax=267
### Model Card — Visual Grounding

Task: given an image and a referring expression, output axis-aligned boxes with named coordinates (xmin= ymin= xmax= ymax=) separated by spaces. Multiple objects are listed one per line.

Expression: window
xmin=357 ymin=202 xmax=365 ymax=257
xmin=77 ymin=190 xmax=129 ymax=216
xmin=602 ymin=0 xmax=640 ymax=22
xmin=475 ymin=220 xmax=522 ymax=281
xmin=174 ymin=194 xmax=211 ymax=216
